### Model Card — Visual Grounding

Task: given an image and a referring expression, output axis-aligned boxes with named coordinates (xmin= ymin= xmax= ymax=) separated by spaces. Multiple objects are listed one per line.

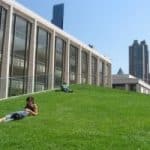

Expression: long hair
xmin=26 ymin=96 xmax=34 ymax=104
xmin=25 ymin=96 xmax=35 ymax=111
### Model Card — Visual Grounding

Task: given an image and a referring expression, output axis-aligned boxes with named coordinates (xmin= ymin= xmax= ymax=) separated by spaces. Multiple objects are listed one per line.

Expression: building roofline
xmin=112 ymin=74 xmax=150 ymax=89
xmin=2 ymin=0 xmax=111 ymax=63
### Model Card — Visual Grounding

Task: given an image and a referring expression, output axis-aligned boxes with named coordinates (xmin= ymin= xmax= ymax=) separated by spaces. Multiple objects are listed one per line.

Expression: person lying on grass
xmin=60 ymin=82 xmax=73 ymax=93
xmin=0 ymin=96 xmax=38 ymax=123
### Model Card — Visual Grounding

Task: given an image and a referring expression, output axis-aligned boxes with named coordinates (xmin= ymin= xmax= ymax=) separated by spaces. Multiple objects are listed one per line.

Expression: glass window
xmin=0 ymin=6 xmax=7 ymax=76
xmin=81 ymin=51 xmax=88 ymax=84
xmin=34 ymin=27 xmax=51 ymax=92
xmin=99 ymin=60 xmax=104 ymax=85
xmin=54 ymin=37 xmax=66 ymax=87
xmin=9 ymin=15 xmax=31 ymax=96
xmin=69 ymin=45 xmax=78 ymax=84
xmin=91 ymin=56 xmax=97 ymax=85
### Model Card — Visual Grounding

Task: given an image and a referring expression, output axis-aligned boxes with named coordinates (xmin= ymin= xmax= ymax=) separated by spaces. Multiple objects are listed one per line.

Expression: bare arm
xmin=26 ymin=104 xmax=38 ymax=116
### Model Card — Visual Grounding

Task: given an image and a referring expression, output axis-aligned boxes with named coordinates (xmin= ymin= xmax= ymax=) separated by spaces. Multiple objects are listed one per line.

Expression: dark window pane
xmin=0 ymin=7 xmax=7 ymax=76
xmin=54 ymin=37 xmax=66 ymax=87
xmin=99 ymin=60 xmax=103 ymax=85
xmin=100 ymin=61 xmax=105 ymax=86
xmin=92 ymin=56 xmax=97 ymax=85
xmin=35 ymin=27 xmax=51 ymax=92
xmin=9 ymin=15 xmax=31 ymax=96
xmin=69 ymin=45 xmax=78 ymax=83
xmin=81 ymin=51 xmax=88 ymax=84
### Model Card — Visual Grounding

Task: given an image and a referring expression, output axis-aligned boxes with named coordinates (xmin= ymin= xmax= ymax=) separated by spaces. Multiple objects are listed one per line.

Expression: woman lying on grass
xmin=0 ymin=96 xmax=38 ymax=123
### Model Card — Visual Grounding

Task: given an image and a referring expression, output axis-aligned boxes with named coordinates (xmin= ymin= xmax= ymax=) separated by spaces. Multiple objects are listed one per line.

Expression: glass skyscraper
xmin=51 ymin=4 xmax=64 ymax=29
xmin=129 ymin=40 xmax=149 ymax=83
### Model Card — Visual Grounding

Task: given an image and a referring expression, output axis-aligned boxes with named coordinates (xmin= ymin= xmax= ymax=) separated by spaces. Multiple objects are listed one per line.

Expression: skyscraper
xmin=51 ymin=3 xmax=64 ymax=29
xmin=129 ymin=40 xmax=149 ymax=83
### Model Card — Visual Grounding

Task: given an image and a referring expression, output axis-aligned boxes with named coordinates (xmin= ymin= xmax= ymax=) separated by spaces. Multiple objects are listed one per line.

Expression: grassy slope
xmin=0 ymin=85 xmax=150 ymax=150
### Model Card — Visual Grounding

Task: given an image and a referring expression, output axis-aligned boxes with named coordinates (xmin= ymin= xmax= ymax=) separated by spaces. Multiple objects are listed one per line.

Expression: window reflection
xmin=99 ymin=61 xmax=104 ymax=86
xmin=81 ymin=51 xmax=88 ymax=84
xmin=54 ymin=37 xmax=66 ymax=87
xmin=92 ymin=56 xmax=97 ymax=85
xmin=69 ymin=45 xmax=78 ymax=83
xmin=9 ymin=15 xmax=31 ymax=96
xmin=0 ymin=6 xmax=7 ymax=76
xmin=34 ymin=27 xmax=51 ymax=92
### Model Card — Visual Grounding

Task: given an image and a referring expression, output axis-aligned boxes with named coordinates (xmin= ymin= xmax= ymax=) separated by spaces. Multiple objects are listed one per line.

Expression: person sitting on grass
xmin=60 ymin=82 xmax=73 ymax=93
xmin=0 ymin=96 xmax=38 ymax=123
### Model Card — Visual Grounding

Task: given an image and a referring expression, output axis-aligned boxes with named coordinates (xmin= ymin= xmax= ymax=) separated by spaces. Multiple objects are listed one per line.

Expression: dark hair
xmin=25 ymin=96 xmax=35 ymax=111
xmin=26 ymin=96 xmax=34 ymax=104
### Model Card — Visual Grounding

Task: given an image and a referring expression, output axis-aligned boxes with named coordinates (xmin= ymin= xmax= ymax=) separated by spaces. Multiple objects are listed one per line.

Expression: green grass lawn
xmin=0 ymin=85 xmax=150 ymax=150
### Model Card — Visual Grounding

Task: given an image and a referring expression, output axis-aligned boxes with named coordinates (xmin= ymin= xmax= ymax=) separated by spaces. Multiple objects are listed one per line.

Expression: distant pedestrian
xmin=60 ymin=82 xmax=73 ymax=93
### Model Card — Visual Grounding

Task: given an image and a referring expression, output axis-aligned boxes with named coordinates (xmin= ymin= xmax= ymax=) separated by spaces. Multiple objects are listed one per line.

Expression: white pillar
xmin=27 ymin=20 xmax=37 ymax=93
xmin=0 ymin=6 xmax=13 ymax=99
xmin=125 ymin=84 xmax=129 ymax=91
xmin=109 ymin=64 xmax=112 ymax=87
xmin=103 ymin=61 xmax=108 ymax=87
xmin=88 ymin=52 xmax=92 ymax=85
xmin=48 ymin=31 xmax=55 ymax=89
xmin=64 ymin=39 xmax=70 ymax=84
xmin=136 ymin=84 xmax=140 ymax=92
xmin=77 ymin=46 xmax=82 ymax=84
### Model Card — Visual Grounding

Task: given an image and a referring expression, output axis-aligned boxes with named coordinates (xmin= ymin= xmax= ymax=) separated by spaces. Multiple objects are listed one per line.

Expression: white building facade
xmin=112 ymin=74 xmax=150 ymax=94
xmin=0 ymin=0 xmax=111 ymax=100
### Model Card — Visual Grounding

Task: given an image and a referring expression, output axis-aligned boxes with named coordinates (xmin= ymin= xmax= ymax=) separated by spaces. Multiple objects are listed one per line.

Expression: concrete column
xmin=88 ymin=52 xmax=92 ymax=85
xmin=0 ymin=6 xmax=13 ymax=99
xmin=96 ymin=57 xmax=100 ymax=86
xmin=109 ymin=64 xmax=112 ymax=87
xmin=77 ymin=46 xmax=82 ymax=84
xmin=106 ymin=63 xmax=112 ymax=88
xmin=125 ymin=84 xmax=129 ymax=91
xmin=27 ymin=20 xmax=37 ymax=93
xmin=64 ymin=39 xmax=70 ymax=84
xmin=48 ymin=31 xmax=55 ymax=89
xmin=103 ymin=62 xmax=111 ymax=87
xmin=136 ymin=84 xmax=140 ymax=93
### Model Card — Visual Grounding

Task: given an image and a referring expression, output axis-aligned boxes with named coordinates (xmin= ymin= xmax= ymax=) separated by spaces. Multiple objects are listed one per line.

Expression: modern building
xmin=129 ymin=40 xmax=149 ymax=83
xmin=112 ymin=74 xmax=150 ymax=94
xmin=0 ymin=0 xmax=111 ymax=100
xmin=51 ymin=3 xmax=64 ymax=29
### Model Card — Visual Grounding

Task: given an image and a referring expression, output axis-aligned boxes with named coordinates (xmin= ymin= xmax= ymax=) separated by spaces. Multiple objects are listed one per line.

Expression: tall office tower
xmin=129 ymin=40 xmax=149 ymax=83
xmin=51 ymin=3 xmax=64 ymax=29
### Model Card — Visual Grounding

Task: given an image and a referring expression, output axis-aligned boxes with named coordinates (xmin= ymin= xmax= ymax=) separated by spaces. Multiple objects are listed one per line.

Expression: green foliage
xmin=0 ymin=85 xmax=150 ymax=150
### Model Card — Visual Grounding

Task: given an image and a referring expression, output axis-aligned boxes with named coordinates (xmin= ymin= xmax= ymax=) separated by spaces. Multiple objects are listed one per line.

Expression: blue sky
xmin=17 ymin=0 xmax=150 ymax=74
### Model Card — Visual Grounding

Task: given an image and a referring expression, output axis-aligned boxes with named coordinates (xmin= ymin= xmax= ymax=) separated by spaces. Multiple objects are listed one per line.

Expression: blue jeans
xmin=5 ymin=110 xmax=29 ymax=122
